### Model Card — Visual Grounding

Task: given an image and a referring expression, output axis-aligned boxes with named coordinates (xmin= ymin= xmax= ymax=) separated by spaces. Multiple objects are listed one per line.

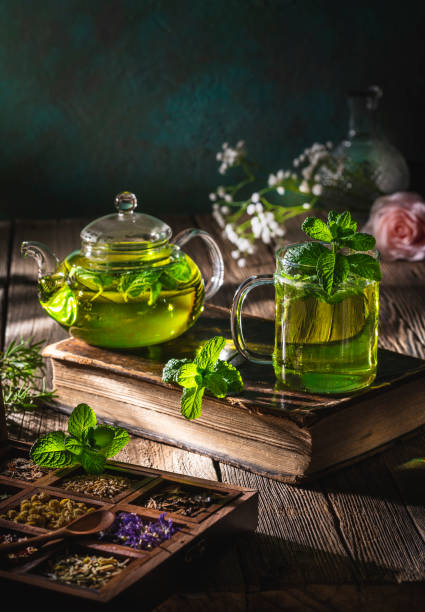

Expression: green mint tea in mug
xmin=231 ymin=210 xmax=381 ymax=394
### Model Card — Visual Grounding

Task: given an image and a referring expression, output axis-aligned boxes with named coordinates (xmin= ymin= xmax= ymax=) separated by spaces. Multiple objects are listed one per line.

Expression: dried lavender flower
xmin=100 ymin=511 xmax=178 ymax=551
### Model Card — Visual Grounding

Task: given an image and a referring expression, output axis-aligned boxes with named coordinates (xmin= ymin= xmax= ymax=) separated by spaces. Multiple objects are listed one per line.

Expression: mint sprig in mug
xmin=231 ymin=211 xmax=381 ymax=394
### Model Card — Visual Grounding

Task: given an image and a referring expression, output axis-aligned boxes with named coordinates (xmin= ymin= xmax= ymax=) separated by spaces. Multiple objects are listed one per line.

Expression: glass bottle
xmin=333 ymin=86 xmax=410 ymax=216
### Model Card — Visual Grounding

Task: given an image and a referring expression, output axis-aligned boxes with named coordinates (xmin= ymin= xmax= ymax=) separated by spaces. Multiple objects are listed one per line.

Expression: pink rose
xmin=363 ymin=192 xmax=425 ymax=261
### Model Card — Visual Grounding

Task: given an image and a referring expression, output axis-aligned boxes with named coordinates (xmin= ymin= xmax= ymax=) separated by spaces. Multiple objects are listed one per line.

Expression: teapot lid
xmin=81 ymin=192 xmax=172 ymax=256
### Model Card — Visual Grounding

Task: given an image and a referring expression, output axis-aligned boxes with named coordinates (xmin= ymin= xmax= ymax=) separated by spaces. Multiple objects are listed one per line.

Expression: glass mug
xmin=231 ymin=244 xmax=379 ymax=394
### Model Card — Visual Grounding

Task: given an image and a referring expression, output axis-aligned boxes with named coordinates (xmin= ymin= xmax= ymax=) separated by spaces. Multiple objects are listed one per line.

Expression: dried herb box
xmin=0 ymin=442 xmax=258 ymax=604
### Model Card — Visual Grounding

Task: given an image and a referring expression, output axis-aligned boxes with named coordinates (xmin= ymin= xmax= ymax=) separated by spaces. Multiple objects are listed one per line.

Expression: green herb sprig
xmin=282 ymin=210 xmax=381 ymax=296
xmin=162 ymin=336 xmax=243 ymax=420
xmin=1 ymin=338 xmax=56 ymax=413
xmin=30 ymin=403 xmax=130 ymax=474
xmin=69 ymin=258 xmax=192 ymax=305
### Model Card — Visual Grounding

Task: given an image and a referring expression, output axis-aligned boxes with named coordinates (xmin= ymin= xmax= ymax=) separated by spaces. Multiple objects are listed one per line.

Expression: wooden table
xmin=2 ymin=216 xmax=425 ymax=610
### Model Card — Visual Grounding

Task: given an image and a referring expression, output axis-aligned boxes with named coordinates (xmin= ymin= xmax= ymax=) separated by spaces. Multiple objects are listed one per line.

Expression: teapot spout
xmin=21 ymin=241 xmax=59 ymax=278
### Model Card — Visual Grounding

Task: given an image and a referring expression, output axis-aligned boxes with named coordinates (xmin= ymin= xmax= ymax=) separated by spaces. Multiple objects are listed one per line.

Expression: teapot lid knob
xmin=114 ymin=191 xmax=138 ymax=214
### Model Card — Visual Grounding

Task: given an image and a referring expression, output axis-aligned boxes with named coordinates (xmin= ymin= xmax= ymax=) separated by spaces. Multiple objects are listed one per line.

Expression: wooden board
xmin=2 ymin=216 xmax=425 ymax=610
xmin=43 ymin=303 xmax=425 ymax=482
xmin=0 ymin=442 xmax=257 ymax=605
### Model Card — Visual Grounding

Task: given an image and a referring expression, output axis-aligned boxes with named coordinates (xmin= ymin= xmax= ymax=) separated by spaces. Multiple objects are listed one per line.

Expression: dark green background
xmin=1 ymin=0 xmax=424 ymax=219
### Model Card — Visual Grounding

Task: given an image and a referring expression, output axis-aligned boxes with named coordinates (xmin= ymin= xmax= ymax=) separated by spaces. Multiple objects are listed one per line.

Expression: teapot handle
xmin=174 ymin=228 xmax=224 ymax=300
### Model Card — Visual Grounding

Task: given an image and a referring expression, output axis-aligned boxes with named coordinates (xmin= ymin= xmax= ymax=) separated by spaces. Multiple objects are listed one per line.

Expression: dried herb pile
xmin=100 ymin=511 xmax=178 ymax=551
xmin=60 ymin=473 xmax=133 ymax=499
xmin=0 ymin=532 xmax=38 ymax=561
xmin=1 ymin=457 xmax=48 ymax=481
xmin=44 ymin=553 xmax=129 ymax=589
xmin=0 ymin=490 xmax=13 ymax=502
xmin=1 ymin=492 xmax=96 ymax=528
xmin=144 ymin=485 xmax=220 ymax=516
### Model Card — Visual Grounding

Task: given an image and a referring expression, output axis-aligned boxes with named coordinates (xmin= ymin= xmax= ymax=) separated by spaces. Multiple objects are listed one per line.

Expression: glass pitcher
xmin=231 ymin=244 xmax=379 ymax=394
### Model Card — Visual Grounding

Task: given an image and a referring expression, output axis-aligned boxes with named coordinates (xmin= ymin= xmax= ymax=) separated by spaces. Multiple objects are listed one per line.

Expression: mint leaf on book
xmin=194 ymin=336 xmax=226 ymax=369
xmin=162 ymin=358 xmax=191 ymax=383
xmin=177 ymin=363 xmax=203 ymax=388
xmin=211 ymin=360 xmax=244 ymax=395
xmin=181 ymin=386 xmax=205 ymax=420
xmin=162 ymin=336 xmax=244 ymax=420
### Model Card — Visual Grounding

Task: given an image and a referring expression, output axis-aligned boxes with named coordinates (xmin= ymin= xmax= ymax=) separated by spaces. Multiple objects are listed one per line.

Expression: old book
xmin=43 ymin=305 xmax=425 ymax=483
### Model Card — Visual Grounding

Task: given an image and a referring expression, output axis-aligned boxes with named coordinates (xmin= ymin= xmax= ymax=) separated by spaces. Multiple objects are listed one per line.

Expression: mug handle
xmin=230 ymin=274 xmax=274 ymax=365
xmin=174 ymin=229 xmax=224 ymax=300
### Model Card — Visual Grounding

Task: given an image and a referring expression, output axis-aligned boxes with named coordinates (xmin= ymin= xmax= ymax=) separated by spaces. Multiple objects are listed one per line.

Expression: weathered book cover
xmin=43 ymin=305 xmax=425 ymax=482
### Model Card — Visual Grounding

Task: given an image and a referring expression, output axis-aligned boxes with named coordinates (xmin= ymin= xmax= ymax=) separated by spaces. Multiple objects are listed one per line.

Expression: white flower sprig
xmin=209 ymin=140 xmax=382 ymax=266
xmin=209 ymin=142 xmax=322 ymax=266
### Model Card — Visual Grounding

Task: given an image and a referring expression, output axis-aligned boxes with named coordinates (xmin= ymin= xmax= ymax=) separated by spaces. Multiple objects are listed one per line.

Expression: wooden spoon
xmin=0 ymin=509 xmax=115 ymax=554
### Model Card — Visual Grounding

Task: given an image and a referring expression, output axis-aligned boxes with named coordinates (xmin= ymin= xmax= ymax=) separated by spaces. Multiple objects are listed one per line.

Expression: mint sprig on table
xmin=30 ymin=403 xmax=130 ymax=474
xmin=282 ymin=210 xmax=381 ymax=296
xmin=162 ymin=336 xmax=243 ymax=420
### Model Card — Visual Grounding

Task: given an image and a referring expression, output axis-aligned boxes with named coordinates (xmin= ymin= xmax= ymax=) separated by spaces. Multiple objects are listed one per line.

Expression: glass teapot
xmin=22 ymin=192 xmax=224 ymax=348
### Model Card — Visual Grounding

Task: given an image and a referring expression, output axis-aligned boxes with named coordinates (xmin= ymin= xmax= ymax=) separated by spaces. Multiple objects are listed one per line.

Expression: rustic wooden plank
xmin=321 ymin=448 xmax=425 ymax=583
xmin=5 ymin=219 xmax=83 ymax=442
xmin=382 ymin=429 xmax=425 ymax=542
xmin=157 ymin=584 xmax=425 ymax=612
xmin=218 ymin=464 xmax=357 ymax=586
xmin=379 ymin=261 xmax=425 ymax=359
xmin=0 ymin=220 xmax=12 ymax=349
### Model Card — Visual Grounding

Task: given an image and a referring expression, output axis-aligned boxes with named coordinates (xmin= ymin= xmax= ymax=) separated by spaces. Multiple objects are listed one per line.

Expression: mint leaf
xmin=80 ymin=448 xmax=107 ymax=474
xmin=337 ymin=210 xmax=357 ymax=233
xmin=30 ymin=431 xmax=76 ymax=469
xmin=281 ymin=242 xmax=329 ymax=275
xmin=72 ymin=268 xmax=104 ymax=296
xmin=68 ymin=403 xmax=97 ymax=439
xmin=99 ymin=426 xmax=130 ymax=458
xmin=164 ymin=260 xmax=191 ymax=282
xmin=334 ymin=253 xmax=350 ymax=285
xmin=212 ymin=360 xmax=244 ymax=394
xmin=317 ymin=250 xmax=336 ymax=295
xmin=346 ymin=253 xmax=382 ymax=281
xmin=204 ymin=373 xmax=228 ymax=398
xmin=177 ymin=363 xmax=203 ymax=388
xmin=302 ymin=217 xmax=333 ymax=242
xmin=328 ymin=210 xmax=357 ymax=239
xmin=181 ymin=385 xmax=205 ymax=420
xmin=120 ymin=271 xmax=161 ymax=301
xmin=340 ymin=233 xmax=376 ymax=251
xmin=148 ymin=281 xmax=162 ymax=306
xmin=162 ymin=358 xmax=191 ymax=383
xmin=195 ymin=336 xmax=226 ymax=369
xmin=64 ymin=436 xmax=84 ymax=456
xmin=88 ymin=425 xmax=115 ymax=449
xmin=30 ymin=404 xmax=129 ymax=474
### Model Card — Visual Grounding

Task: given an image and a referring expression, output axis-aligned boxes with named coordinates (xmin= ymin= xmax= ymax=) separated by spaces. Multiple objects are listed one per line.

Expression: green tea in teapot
xmin=38 ymin=251 xmax=205 ymax=349
xmin=22 ymin=192 xmax=223 ymax=349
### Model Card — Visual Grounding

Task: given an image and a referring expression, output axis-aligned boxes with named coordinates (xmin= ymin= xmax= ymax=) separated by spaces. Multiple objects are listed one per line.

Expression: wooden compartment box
xmin=0 ymin=440 xmax=258 ymax=604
